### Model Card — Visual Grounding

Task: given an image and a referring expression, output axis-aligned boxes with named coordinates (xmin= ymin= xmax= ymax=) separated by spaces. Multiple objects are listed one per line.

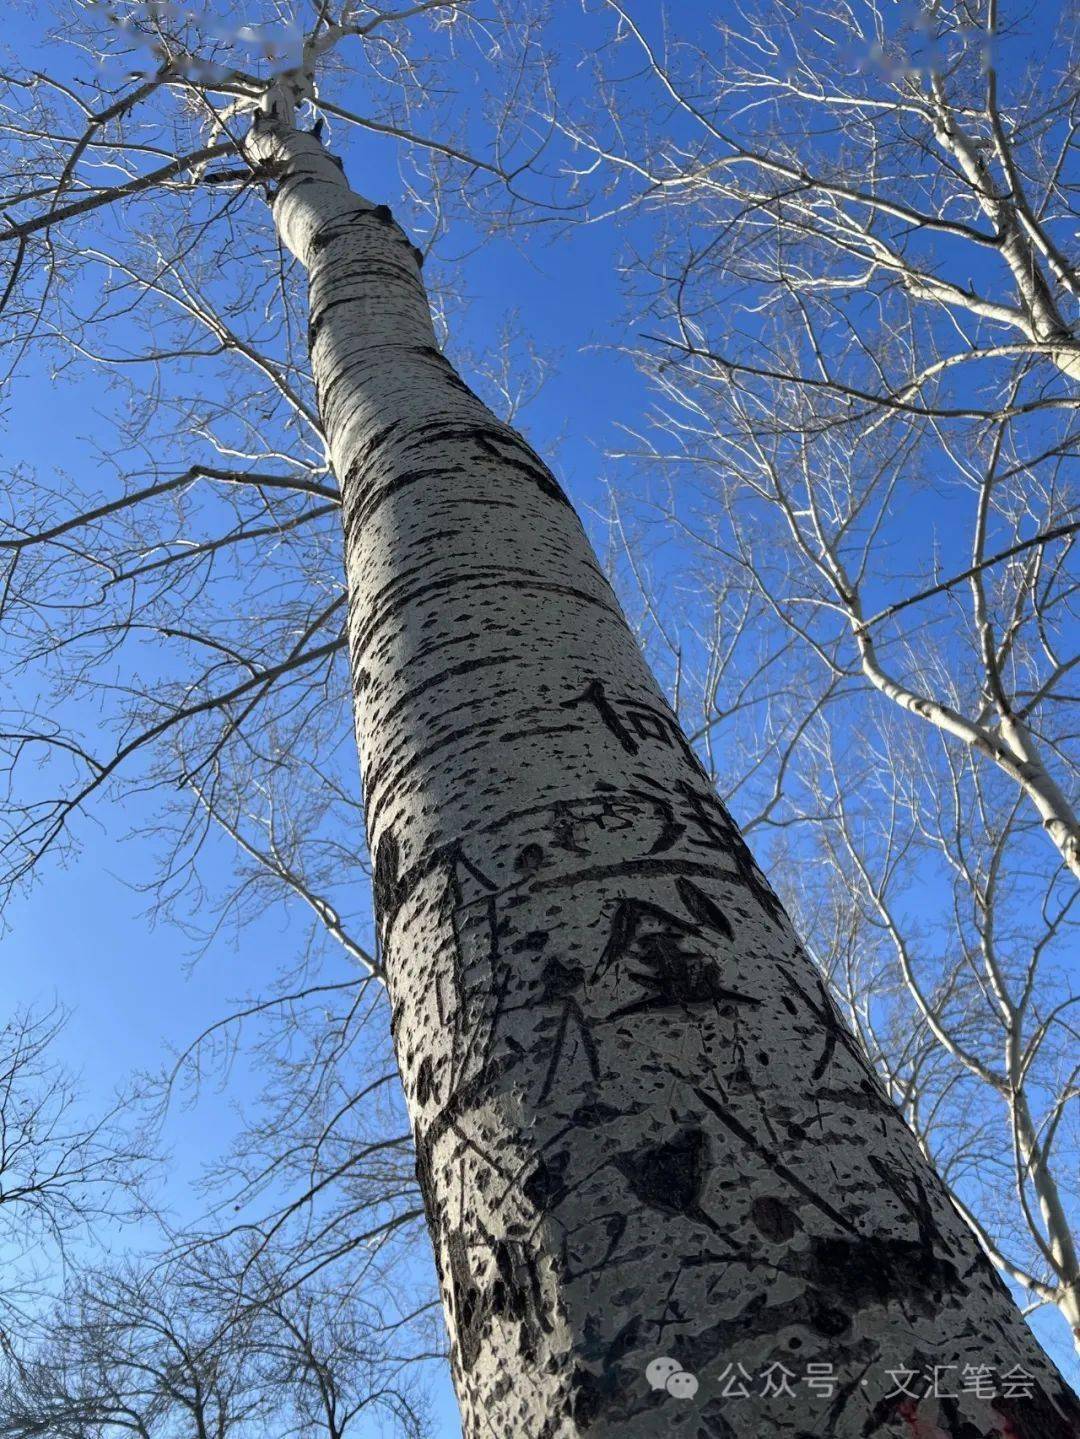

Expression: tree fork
xmin=247 ymin=112 xmax=1080 ymax=1438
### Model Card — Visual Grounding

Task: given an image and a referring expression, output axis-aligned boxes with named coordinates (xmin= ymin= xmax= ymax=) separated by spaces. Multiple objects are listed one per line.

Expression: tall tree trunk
xmin=247 ymin=112 xmax=1080 ymax=1439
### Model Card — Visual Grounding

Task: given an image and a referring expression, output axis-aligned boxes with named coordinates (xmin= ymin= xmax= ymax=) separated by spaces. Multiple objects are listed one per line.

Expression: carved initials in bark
xmin=536 ymin=954 xmax=600 ymax=1103
xmin=673 ymin=779 xmax=787 ymax=923
xmin=593 ymin=887 xmax=755 ymax=1020
xmin=562 ymin=678 xmax=706 ymax=777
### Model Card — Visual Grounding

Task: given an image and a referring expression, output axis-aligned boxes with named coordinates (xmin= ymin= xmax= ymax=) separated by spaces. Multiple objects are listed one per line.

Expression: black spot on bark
xmin=446 ymin=1229 xmax=484 ymax=1373
xmin=568 ymin=1364 xmax=621 ymax=1428
xmin=807 ymin=1234 xmax=960 ymax=1321
xmin=488 ymin=1238 xmax=553 ymax=1364
xmin=308 ymin=221 xmax=342 ymax=254
xmin=603 ymin=1313 xmax=641 ymax=1367
xmin=614 ymin=1128 xmax=706 ymax=1217
xmin=808 ymin=1300 xmax=850 ymax=1337
xmin=373 ymin=829 xmax=405 ymax=934
xmin=415 ymin=1055 xmax=438 ymax=1106
xmin=273 ymin=174 xmax=320 ymax=203
xmin=417 ymin=344 xmax=451 ymax=366
xmin=934 ymin=1397 xmax=990 ymax=1439
xmin=698 ymin=1401 xmax=740 ymax=1438
xmin=523 ymin=1150 xmax=570 ymax=1214
xmin=750 ymin=1194 xmax=799 ymax=1243
xmin=513 ymin=929 xmax=548 ymax=953
xmin=413 ymin=1130 xmax=439 ymax=1226
xmin=571 ymin=1100 xmax=624 ymax=1128
xmin=515 ymin=843 xmax=545 ymax=874
xmin=539 ymin=956 xmax=585 ymax=1000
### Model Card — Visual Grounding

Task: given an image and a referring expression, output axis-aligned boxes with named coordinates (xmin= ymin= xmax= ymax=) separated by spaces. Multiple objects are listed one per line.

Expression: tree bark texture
xmin=248 ymin=115 xmax=1080 ymax=1439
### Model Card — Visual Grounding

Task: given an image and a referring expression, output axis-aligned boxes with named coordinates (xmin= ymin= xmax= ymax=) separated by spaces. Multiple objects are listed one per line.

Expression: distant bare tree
xmin=0 ymin=1006 xmax=143 ymax=1327
xmin=254 ymin=1276 xmax=432 ymax=1439
xmin=0 ymin=1243 xmax=431 ymax=1438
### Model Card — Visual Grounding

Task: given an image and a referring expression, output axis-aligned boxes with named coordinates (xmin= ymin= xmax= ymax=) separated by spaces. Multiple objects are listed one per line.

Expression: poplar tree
xmin=0 ymin=5 xmax=1078 ymax=1435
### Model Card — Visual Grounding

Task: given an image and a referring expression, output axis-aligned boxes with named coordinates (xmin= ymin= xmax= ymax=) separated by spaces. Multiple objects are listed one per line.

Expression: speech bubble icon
xmin=667 ymin=1370 xmax=699 ymax=1399
xmin=645 ymin=1357 xmax=681 ymax=1390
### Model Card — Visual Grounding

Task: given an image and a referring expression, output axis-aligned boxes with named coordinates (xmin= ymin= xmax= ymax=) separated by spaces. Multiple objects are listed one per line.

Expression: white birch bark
xmin=246 ymin=112 xmax=1080 ymax=1438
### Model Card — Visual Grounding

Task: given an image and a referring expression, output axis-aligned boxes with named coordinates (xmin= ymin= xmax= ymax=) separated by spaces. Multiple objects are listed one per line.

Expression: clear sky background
xmin=1 ymin=1 xmax=1077 ymax=1432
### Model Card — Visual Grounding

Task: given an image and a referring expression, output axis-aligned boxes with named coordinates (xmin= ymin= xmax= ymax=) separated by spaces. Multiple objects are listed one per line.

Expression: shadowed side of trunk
xmin=247 ymin=112 xmax=1080 ymax=1439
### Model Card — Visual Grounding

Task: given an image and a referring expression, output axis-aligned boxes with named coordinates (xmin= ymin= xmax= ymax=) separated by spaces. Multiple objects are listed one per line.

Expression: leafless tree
xmin=0 ymin=1242 xmax=432 ymax=1438
xmin=567 ymin=0 xmax=1080 ymax=1357
xmin=0 ymin=1006 xmax=145 ymax=1328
